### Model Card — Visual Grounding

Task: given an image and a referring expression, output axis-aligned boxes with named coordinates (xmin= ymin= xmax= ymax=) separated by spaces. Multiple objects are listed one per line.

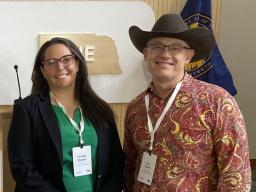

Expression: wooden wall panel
xmin=0 ymin=107 xmax=15 ymax=192
xmin=109 ymin=104 xmax=127 ymax=144
xmin=2 ymin=117 xmax=14 ymax=192
xmin=212 ymin=0 xmax=222 ymax=41
xmin=0 ymin=115 xmax=2 ymax=192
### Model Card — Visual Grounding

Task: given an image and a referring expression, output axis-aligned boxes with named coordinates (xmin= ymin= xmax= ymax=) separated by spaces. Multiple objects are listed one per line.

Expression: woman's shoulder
xmin=15 ymin=92 xmax=50 ymax=110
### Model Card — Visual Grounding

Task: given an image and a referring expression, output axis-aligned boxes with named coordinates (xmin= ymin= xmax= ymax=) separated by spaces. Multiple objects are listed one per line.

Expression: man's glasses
xmin=146 ymin=43 xmax=190 ymax=55
xmin=41 ymin=55 xmax=75 ymax=69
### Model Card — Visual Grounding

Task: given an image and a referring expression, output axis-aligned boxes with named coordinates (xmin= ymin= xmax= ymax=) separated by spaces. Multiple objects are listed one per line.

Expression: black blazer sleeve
xmin=8 ymin=101 xmax=62 ymax=192
xmin=101 ymin=122 xmax=124 ymax=192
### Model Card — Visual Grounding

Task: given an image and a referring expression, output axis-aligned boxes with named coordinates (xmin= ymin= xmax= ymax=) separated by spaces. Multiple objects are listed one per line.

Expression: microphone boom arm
xmin=14 ymin=65 xmax=22 ymax=100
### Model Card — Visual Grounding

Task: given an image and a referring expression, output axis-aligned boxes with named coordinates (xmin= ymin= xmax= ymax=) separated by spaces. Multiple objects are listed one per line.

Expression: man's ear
xmin=185 ymin=49 xmax=195 ymax=63
xmin=143 ymin=47 xmax=148 ymax=61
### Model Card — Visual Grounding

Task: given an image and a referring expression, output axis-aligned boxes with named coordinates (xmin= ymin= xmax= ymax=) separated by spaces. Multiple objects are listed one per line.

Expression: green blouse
xmin=52 ymin=105 xmax=98 ymax=192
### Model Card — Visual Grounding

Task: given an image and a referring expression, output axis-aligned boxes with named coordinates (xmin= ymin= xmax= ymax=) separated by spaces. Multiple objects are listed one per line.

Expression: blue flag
xmin=181 ymin=0 xmax=237 ymax=95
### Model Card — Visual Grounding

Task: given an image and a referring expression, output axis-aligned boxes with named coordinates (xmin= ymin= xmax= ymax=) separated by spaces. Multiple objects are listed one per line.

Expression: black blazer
xmin=8 ymin=93 xmax=124 ymax=192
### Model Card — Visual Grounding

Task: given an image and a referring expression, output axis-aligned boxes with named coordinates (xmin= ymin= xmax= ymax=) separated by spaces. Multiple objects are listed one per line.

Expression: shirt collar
xmin=147 ymin=73 xmax=194 ymax=98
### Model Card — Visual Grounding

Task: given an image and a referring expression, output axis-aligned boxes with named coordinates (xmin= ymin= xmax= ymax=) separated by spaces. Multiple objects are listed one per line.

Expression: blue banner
xmin=181 ymin=0 xmax=237 ymax=95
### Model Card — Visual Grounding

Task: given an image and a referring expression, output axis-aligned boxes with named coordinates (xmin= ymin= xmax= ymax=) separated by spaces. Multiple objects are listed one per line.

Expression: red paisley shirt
xmin=123 ymin=73 xmax=251 ymax=192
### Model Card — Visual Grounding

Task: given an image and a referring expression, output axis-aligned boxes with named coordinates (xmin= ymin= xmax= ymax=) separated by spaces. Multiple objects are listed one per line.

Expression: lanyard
xmin=50 ymin=92 xmax=85 ymax=146
xmin=145 ymin=81 xmax=182 ymax=152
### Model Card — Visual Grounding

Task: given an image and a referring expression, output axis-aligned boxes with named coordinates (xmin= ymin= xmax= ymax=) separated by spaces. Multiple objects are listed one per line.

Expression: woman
xmin=8 ymin=37 xmax=124 ymax=192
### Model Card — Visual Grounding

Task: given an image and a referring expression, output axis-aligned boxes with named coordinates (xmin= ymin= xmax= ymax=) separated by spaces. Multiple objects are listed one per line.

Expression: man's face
xmin=143 ymin=37 xmax=194 ymax=83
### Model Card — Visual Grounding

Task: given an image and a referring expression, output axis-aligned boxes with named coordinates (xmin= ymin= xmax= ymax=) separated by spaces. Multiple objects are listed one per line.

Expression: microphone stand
xmin=14 ymin=65 xmax=22 ymax=104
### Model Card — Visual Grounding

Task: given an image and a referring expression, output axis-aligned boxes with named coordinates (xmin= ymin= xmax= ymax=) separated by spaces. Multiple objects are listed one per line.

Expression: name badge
xmin=137 ymin=152 xmax=157 ymax=185
xmin=72 ymin=146 xmax=92 ymax=177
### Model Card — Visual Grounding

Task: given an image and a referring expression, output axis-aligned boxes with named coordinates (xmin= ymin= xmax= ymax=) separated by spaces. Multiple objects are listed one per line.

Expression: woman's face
xmin=40 ymin=44 xmax=79 ymax=92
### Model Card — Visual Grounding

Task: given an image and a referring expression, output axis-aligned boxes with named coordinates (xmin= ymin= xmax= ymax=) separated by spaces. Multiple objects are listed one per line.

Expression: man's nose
xmin=160 ymin=46 xmax=172 ymax=57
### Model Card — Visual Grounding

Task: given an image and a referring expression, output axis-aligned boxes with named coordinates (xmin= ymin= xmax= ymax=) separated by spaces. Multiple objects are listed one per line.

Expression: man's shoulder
xmin=188 ymin=78 xmax=236 ymax=107
xmin=125 ymin=90 xmax=148 ymax=118
xmin=191 ymin=78 xmax=230 ymax=96
xmin=128 ymin=90 xmax=148 ymax=107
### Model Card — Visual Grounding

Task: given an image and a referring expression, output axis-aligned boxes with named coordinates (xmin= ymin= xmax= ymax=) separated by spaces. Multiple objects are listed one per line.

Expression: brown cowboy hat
xmin=129 ymin=14 xmax=215 ymax=62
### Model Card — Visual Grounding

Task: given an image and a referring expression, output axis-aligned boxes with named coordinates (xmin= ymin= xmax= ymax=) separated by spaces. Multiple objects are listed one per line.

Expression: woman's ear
xmin=40 ymin=66 xmax=46 ymax=79
xmin=75 ymin=61 xmax=79 ymax=72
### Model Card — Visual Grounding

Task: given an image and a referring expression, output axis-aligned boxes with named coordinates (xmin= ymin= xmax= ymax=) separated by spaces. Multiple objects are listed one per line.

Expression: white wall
xmin=0 ymin=1 xmax=154 ymax=104
xmin=219 ymin=0 xmax=256 ymax=158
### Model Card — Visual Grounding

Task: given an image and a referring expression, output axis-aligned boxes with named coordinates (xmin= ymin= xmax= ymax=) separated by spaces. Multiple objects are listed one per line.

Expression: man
xmin=123 ymin=14 xmax=251 ymax=192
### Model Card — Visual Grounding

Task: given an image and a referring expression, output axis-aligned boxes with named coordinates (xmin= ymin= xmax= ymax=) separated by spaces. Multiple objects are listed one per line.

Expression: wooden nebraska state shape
xmin=39 ymin=34 xmax=122 ymax=74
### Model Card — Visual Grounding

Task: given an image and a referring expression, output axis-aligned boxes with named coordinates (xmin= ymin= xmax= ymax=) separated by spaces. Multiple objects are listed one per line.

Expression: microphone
xmin=14 ymin=65 xmax=22 ymax=103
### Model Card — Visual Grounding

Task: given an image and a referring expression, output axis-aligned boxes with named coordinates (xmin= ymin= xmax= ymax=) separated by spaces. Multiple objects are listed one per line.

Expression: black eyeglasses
xmin=41 ymin=55 xmax=75 ymax=69
xmin=146 ymin=43 xmax=190 ymax=55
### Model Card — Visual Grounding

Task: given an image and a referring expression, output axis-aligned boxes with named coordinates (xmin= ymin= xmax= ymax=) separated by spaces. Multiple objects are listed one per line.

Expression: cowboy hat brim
xmin=129 ymin=25 xmax=215 ymax=62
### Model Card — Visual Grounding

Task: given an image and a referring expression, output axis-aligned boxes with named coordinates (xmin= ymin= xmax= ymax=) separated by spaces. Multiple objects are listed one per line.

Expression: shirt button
xmin=98 ymin=174 xmax=101 ymax=178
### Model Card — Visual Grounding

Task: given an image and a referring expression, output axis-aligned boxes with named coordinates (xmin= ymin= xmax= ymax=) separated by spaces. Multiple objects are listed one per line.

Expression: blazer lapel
xmin=38 ymin=93 xmax=63 ymax=163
